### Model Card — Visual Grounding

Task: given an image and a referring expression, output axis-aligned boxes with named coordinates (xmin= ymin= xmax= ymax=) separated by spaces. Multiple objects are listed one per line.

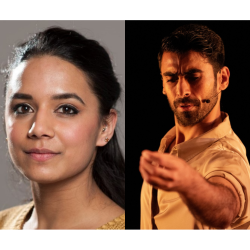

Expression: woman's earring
xmin=102 ymin=127 xmax=107 ymax=133
xmin=105 ymin=137 xmax=109 ymax=143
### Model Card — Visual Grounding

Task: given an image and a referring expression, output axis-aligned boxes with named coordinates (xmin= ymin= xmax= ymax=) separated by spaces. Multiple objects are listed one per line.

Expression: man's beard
xmin=167 ymin=81 xmax=218 ymax=127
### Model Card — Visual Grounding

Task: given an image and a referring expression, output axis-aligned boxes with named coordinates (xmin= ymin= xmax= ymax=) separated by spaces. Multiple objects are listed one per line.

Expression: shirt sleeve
xmin=140 ymin=181 xmax=153 ymax=229
xmin=200 ymin=149 xmax=250 ymax=225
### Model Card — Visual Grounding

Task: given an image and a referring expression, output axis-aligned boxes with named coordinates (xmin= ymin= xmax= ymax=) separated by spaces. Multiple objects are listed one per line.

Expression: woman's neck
xmin=26 ymin=169 xmax=123 ymax=229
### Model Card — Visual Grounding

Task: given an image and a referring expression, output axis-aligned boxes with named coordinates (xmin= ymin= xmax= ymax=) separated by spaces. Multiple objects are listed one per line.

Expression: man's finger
xmin=141 ymin=150 xmax=161 ymax=163
xmin=146 ymin=175 xmax=172 ymax=190
xmin=142 ymin=150 xmax=184 ymax=169
xmin=140 ymin=156 xmax=157 ymax=175
xmin=153 ymin=166 xmax=174 ymax=180
xmin=139 ymin=163 xmax=151 ymax=182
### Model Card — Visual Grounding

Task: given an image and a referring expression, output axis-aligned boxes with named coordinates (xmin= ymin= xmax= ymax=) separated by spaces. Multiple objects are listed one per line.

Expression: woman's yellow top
xmin=0 ymin=202 xmax=125 ymax=230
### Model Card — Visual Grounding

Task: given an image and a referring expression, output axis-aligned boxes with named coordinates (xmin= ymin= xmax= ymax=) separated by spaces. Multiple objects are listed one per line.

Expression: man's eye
xmin=13 ymin=104 xmax=33 ymax=114
xmin=187 ymin=76 xmax=199 ymax=82
xmin=56 ymin=105 xmax=79 ymax=115
xmin=167 ymin=77 xmax=178 ymax=83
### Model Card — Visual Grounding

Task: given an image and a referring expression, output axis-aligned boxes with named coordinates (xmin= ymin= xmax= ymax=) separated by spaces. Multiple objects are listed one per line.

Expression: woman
xmin=0 ymin=27 xmax=125 ymax=229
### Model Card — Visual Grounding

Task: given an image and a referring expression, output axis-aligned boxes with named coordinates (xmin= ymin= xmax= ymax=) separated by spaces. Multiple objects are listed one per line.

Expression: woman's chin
xmin=20 ymin=170 xmax=63 ymax=185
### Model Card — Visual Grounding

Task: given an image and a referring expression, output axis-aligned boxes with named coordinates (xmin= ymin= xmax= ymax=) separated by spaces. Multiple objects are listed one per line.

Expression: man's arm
xmin=179 ymin=176 xmax=240 ymax=228
xmin=139 ymin=150 xmax=240 ymax=229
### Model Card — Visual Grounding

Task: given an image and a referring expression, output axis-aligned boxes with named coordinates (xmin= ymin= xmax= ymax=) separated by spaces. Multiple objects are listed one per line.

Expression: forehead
xmin=6 ymin=55 xmax=95 ymax=102
xmin=160 ymin=51 xmax=212 ymax=74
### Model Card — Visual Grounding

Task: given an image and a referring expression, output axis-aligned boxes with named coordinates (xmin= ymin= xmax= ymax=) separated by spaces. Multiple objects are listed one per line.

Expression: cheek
xmin=164 ymin=87 xmax=175 ymax=102
xmin=6 ymin=115 xmax=26 ymax=146
xmin=5 ymin=117 xmax=27 ymax=166
xmin=203 ymin=72 xmax=216 ymax=87
xmin=57 ymin=118 xmax=100 ymax=172
xmin=163 ymin=83 xmax=172 ymax=96
xmin=58 ymin=117 xmax=100 ymax=150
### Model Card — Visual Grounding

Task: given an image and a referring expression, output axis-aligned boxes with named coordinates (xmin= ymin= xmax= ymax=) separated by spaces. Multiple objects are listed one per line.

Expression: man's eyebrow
xmin=51 ymin=93 xmax=85 ymax=105
xmin=184 ymin=69 xmax=203 ymax=75
xmin=10 ymin=93 xmax=85 ymax=105
xmin=162 ymin=71 xmax=178 ymax=77
xmin=162 ymin=69 xmax=203 ymax=77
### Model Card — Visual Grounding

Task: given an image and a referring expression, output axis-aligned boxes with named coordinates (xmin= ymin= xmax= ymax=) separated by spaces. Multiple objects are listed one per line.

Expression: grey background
xmin=0 ymin=21 xmax=125 ymax=210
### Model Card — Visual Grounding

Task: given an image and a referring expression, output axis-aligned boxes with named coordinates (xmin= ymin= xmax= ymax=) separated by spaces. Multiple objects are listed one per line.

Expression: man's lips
xmin=24 ymin=148 xmax=60 ymax=162
xmin=179 ymin=103 xmax=194 ymax=107
xmin=178 ymin=103 xmax=197 ymax=111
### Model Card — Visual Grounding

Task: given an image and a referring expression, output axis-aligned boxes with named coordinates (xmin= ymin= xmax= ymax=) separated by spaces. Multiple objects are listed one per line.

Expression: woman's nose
xmin=27 ymin=111 xmax=55 ymax=139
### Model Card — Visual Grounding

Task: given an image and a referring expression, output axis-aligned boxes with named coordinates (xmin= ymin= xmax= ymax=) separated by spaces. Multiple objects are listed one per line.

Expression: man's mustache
xmin=174 ymin=97 xmax=200 ymax=109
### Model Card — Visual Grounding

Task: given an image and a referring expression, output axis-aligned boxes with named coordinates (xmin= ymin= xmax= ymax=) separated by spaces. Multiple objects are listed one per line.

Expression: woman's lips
xmin=27 ymin=153 xmax=59 ymax=162
xmin=25 ymin=148 xmax=60 ymax=162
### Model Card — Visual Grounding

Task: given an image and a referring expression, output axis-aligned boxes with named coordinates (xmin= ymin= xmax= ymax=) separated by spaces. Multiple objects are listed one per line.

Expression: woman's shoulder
xmin=0 ymin=201 xmax=34 ymax=230
xmin=97 ymin=213 xmax=125 ymax=230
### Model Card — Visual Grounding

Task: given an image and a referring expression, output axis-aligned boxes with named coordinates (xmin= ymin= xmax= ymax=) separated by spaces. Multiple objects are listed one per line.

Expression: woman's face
xmin=5 ymin=55 xmax=105 ymax=184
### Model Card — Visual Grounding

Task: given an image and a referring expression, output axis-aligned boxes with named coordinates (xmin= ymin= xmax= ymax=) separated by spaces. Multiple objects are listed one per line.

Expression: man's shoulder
xmin=214 ymin=129 xmax=248 ymax=164
xmin=159 ymin=127 xmax=176 ymax=153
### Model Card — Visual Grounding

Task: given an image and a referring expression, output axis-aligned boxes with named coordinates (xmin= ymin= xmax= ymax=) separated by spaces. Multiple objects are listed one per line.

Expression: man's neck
xmin=174 ymin=108 xmax=223 ymax=146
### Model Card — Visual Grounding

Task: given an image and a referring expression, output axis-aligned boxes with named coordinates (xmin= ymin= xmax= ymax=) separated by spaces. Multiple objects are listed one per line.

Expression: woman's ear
xmin=96 ymin=109 xmax=118 ymax=147
xmin=218 ymin=66 xmax=230 ymax=91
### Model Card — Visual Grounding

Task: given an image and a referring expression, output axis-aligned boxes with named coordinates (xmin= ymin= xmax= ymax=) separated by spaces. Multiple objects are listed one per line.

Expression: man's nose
xmin=176 ymin=76 xmax=191 ymax=98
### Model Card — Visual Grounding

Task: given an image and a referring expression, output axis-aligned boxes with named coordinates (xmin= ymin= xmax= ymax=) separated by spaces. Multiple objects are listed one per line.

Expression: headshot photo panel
xmin=126 ymin=20 xmax=250 ymax=229
xmin=0 ymin=21 xmax=125 ymax=230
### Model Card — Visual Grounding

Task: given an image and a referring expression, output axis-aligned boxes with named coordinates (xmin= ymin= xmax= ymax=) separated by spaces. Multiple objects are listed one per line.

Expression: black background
xmin=125 ymin=21 xmax=250 ymax=229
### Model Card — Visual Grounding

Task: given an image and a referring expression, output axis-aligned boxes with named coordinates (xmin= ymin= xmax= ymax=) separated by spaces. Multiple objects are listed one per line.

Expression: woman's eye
xmin=56 ymin=105 xmax=79 ymax=115
xmin=13 ymin=104 xmax=33 ymax=114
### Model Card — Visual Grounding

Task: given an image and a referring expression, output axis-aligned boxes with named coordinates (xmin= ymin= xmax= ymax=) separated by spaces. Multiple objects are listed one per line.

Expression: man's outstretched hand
xmin=139 ymin=149 xmax=240 ymax=228
xmin=139 ymin=150 xmax=200 ymax=194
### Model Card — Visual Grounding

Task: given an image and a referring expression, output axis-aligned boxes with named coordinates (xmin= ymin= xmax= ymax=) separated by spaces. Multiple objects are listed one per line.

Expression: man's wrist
xmin=178 ymin=164 xmax=203 ymax=197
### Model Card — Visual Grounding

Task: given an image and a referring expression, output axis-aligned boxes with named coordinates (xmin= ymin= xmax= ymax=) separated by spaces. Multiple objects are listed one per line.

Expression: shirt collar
xmin=159 ymin=112 xmax=232 ymax=162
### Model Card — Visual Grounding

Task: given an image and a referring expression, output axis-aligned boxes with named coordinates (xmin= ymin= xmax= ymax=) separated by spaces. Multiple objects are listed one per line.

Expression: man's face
xmin=161 ymin=50 xmax=219 ymax=127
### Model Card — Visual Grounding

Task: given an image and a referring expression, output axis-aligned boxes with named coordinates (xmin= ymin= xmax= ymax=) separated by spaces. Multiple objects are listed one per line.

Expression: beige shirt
xmin=141 ymin=112 xmax=250 ymax=229
xmin=0 ymin=201 xmax=125 ymax=230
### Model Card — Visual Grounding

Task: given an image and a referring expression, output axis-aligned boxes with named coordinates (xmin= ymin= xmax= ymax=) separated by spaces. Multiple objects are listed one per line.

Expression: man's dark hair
xmin=158 ymin=24 xmax=225 ymax=76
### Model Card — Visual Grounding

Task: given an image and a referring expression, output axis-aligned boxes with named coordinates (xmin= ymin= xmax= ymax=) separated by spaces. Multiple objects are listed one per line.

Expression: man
xmin=139 ymin=24 xmax=250 ymax=229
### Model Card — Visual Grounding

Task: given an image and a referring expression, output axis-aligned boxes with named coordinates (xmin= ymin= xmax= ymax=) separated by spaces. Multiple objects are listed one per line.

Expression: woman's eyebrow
xmin=51 ymin=93 xmax=85 ymax=105
xmin=10 ymin=93 xmax=85 ymax=105
xmin=10 ymin=93 xmax=32 ymax=100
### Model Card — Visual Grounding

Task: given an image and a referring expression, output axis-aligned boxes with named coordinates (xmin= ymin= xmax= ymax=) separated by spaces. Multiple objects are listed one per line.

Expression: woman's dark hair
xmin=158 ymin=24 xmax=225 ymax=76
xmin=3 ymin=27 xmax=125 ymax=209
